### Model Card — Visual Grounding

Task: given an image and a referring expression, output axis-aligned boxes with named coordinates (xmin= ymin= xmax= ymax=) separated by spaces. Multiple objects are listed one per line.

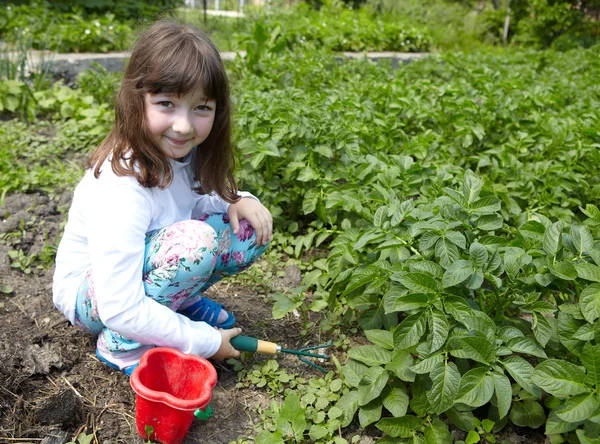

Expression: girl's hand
xmin=212 ymin=327 xmax=242 ymax=360
xmin=228 ymin=198 xmax=273 ymax=245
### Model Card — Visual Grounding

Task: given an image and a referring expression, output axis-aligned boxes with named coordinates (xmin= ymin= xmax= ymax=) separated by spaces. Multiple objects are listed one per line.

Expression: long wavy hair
xmin=88 ymin=20 xmax=238 ymax=202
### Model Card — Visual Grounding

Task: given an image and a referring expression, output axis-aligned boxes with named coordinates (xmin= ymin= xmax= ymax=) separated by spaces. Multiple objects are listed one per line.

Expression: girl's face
xmin=144 ymin=87 xmax=216 ymax=160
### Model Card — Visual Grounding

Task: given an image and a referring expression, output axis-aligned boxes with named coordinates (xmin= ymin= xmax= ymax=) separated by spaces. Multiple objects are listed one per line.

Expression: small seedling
xmin=145 ymin=425 xmax=154 ymax=443
xmin=66 ymin=432 xmax=93 ymax=444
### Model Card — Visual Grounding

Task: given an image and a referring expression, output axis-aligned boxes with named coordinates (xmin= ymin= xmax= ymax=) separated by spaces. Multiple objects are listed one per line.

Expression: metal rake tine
xmin=298 ymin=340 xmax=333 ymax=353
xmin=299 ymin=356 xmax=329 ymax=373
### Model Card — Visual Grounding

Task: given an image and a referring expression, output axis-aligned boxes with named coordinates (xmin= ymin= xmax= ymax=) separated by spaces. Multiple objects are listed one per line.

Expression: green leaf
xmin=448 ymin=336 xmax=496 ymax=365
xmin=420 ymin=232 xmax=441 ymax=252
xmin=272 ymin=293 xmax=302 ymax=319
xmin=302 ymin=188 xmax=319 ymax=214
xmin=545 ymin=406 xmax=583 ymax=435
xmin=455 ymin=367 xmax=494 ymax=408
xmin=280 ymin=393 xmax=307 ymax=442
xmin=347 ymin=346 xmax=392 ymax=367
xmin=443 ymin=296 xmax=472 ymax=322
xmin=572 ymin=225 xmax=594 ymax=255
xmin=574 ymin=263 xmax=600 ymax=282
xmin=476 ymin=214 xmax=503 ymax=231
xmin=574 ymin=323 xmax=595 ymax=341
xmin=576 ymin=429 xmax=600 ymax=444
xmin=548 ymin=260 xmax=577 ymax=280
xmin=410 ymin=376 xmax=431 ymax=416
xmin=446 ymin=408 xmax=476 ymax=432
xmin=463 ymin=170 xmax=483 ymax=203
xmin=442 ymin=260 xmax=474 ymax=288
xmin=365 ymin=329 xmax=394 ymax=350
xmin=556 ymin=392 xmax=600 ymax=423
xmin=335 ymin=390 xmax=360 ymax=428
xmin=581 ymin=342 xmax=600 ymax=389
xmin=255 ymin=430 xmax=284 ymax=444
xmin=510 ymin=400 xmax=546 ymax=428
xmin=502 ymin=356 xmax=541 ymax=398
xmin=492 ymin=372 xmax=512 ymax=419
xmin=470 ymin=242 xmax=488 ymax=269
xmin=471 ymin=197 xmax=501 ymax=214
xmin=388 ymin=293 xmax=431 ymax=313
xmin=358 ymin=366 xmax=389 ymax=406
xmin=444 ymin=187 xmax=468 ymax=207
xmin=519 ymin=220 xmax=546 ymax=242
xmin=410 ymin=353 xmax=444 ymax=375
xmin=531 ymin=359 xmax=589 ymax=398
xmin=393 ymin=313 xmax=427 ymax=350
xmin=580 ymin=283 xmax=600 ymax=324
xmin=543 ymin=222 xmax=563 ymax=257
xmin=445 ymin=231 xmax=467 ymax=249
xmin=532 ymin=313 xmax=555 ymax=348
xmin=399 ymin=272 xmax=439 ymax=294
xmin=308 ymin=424 xmax=329 ymax=441
xmin=465 ymin=430 xmax=481 ymax=444
xmin=342 ymin=359 xmax=369 ymax=388
xmin=386 ymin=349 xmax=416 ymax=382
xmin=423 ymin=418 xmax=452 ymax=444
xmin=505 ymin=337 xmax=547 ymax=359
xmin=410 ymin=261 xmax=444 ymax=279
xmin=376 ymin=416 xmax=424 ymax=438
xmin=534 ymin=273 xmax=555 ymax=287
xmin=558 ymin=311 xmax=586 ymax=356
xmin=459 ymin=312 xmax=495 ymax=341
xmin=427 ymin=361 xmax=460 ymax=414
xmin=382 ymin=383 xmax=409 ymax=418
xmin=435 ymin=238 xmax=460 ymax=268
xmin=359 ymin=398 xmax=383 ymax=427
xmin=429 ymin=310 xmax=449 ymax=353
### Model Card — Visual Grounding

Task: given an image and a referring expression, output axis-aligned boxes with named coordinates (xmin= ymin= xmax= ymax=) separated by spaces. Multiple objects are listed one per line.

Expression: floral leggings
xmin=74 ymin=213 xmax=268 ymax=353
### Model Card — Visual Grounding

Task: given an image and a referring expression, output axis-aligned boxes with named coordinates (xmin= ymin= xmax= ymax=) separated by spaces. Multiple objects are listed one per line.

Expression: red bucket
xmin=130 ymin=347 xmax=217 ymax=444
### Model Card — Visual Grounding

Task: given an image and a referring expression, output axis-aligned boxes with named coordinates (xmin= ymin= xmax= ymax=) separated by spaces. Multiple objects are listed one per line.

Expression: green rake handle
xmin=230 ymin=335 xmax=330 ymax=359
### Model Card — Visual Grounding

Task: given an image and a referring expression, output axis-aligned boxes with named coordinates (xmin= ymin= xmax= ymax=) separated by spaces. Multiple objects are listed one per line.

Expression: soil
xmin=0 ymin=191 xmax=549 ymax=444
xmin=0 ymin=191 xmax=333 ymax=444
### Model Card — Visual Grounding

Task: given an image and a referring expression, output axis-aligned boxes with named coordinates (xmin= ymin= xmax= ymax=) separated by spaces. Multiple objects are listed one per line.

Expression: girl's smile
xmin=144 ymin=88 xmax=216 ymax=160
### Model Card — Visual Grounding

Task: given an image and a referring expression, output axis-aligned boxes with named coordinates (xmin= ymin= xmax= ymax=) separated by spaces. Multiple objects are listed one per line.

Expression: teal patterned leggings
xmin=74 ymin=213 xmax=268 ymax=353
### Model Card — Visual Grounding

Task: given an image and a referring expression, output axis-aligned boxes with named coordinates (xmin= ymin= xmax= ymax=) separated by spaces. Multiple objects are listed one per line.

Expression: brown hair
xmin=88 ymin=20 xmax=239 ymax=202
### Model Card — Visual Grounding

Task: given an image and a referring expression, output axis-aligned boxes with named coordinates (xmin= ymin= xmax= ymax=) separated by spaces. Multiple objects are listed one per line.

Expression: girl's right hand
xmin=212 ymin=327 xmax=242 ymax=360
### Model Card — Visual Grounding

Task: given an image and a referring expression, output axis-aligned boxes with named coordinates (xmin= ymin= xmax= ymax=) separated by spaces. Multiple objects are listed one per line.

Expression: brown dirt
xmin=0 ymin=191 xmax=333 ymax=444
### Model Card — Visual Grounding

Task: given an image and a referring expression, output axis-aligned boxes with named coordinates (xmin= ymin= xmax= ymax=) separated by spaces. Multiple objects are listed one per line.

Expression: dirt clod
xmin=35 ymin=390 xmax=83 ymax=428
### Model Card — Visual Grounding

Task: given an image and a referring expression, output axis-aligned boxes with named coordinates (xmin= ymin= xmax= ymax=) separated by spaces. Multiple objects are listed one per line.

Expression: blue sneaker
xmin=179 ymin=297 xmax=236 ymax=329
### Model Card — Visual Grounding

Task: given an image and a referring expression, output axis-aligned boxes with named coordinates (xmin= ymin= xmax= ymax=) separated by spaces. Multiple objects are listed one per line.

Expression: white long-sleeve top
xmin=53 ymin=152 xmax=255 ymax=358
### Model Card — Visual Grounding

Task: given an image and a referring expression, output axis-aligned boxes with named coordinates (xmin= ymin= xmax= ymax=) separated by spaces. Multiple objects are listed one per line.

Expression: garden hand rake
xmin=230 ymin=335 xmax=332 ymax=373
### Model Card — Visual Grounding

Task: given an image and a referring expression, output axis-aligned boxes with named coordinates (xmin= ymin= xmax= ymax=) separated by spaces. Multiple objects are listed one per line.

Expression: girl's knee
xmin=148 ymin=220 xmax=218 ymax=270
xmin=168 ymin=220 xmax=218 ymax=251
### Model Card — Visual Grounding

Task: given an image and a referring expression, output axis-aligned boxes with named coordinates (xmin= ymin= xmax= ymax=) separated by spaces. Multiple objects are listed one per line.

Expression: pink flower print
xmin=222 ymin=214 xmax=230 ymax=224
xmin=233 ymin=251 xmax=246 ymax=265
xmin=221 ymin=252 xmax=231 ymax=265
xmin=196 ymin=214 xmax=210 ymax=221
xmin=237 ymin=220 xmax=255 ymax=242
xmin=168 ymin=288 xmax=194 ymax=310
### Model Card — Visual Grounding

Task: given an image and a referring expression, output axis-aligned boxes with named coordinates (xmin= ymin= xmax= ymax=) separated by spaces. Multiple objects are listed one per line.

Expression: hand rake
xmin=230 ymin=335 xmax=332 ymax=372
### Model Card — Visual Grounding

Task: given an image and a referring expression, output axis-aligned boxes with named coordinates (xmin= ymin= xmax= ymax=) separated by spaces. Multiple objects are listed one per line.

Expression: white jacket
xmin=53 ymin=152 xmax=255 ymax=358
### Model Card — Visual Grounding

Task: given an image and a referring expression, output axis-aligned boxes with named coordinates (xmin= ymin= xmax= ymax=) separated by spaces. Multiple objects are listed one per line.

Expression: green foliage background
xmin=1 ymin=1 xmax=600 ymax=442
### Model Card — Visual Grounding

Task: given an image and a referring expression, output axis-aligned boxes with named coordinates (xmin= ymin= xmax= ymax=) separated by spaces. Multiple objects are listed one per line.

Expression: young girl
xmin=52 ymin=20 xmax=272 ymax=376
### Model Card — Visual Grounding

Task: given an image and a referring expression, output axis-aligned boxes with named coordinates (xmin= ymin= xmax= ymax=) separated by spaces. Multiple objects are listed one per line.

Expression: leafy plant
xmin=8 ymin=248 xmax=35 ymax=274
xmin=239 ymin=360 xmax=359 ymax=444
